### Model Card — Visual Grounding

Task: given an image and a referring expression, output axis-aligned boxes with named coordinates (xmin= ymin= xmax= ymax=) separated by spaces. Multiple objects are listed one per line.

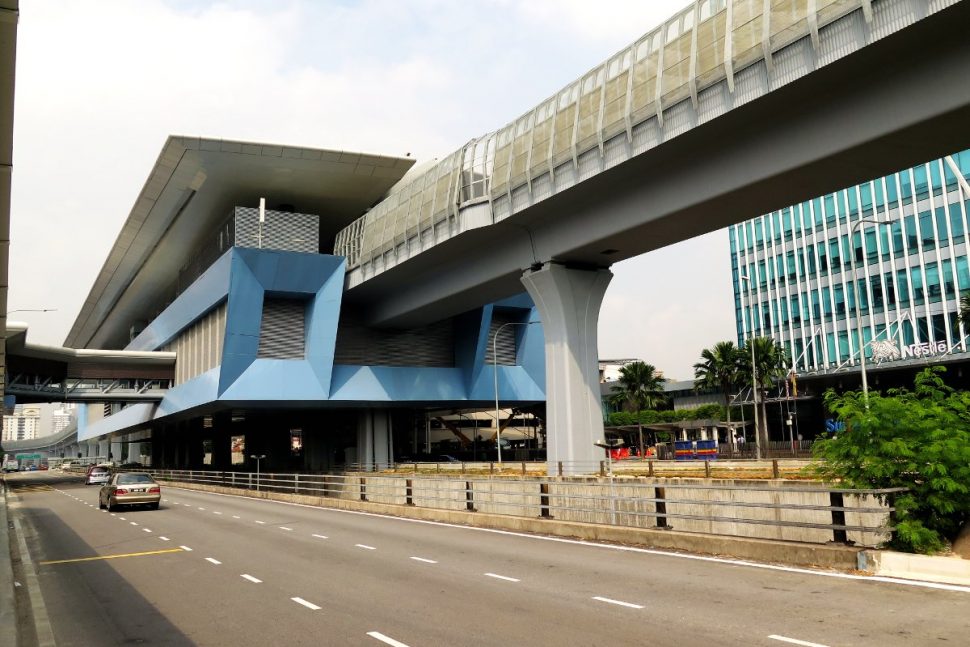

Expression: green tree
xmin=737 ymin=337 xmax=790 ymax=449
xmin=812 ymin=366 xmax=970 ymax=553
xmin=609 ymin=362 xmax=667 ymax=458
xmin=694 ymin=341 xmax=742 ymax=436
xmin=959 ymin=292 xmax=970 ymax=326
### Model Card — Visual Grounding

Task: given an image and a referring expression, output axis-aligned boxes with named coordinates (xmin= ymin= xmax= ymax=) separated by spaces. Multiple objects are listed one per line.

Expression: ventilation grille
xmin=257 ymin=299 xmax=306 ymax=359
xmin=164 ymin=302 xmax=227 ymax=385
xmin=485 ymin=313 xmax=518 ymax=366
xmin=334 ymin=318 xmax=454 ymax=367
xmin=234 ymin=207 xmax=319 ymax=253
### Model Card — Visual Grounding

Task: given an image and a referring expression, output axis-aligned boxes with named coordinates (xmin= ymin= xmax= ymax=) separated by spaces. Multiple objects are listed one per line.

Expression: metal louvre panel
xmin=257 ymin=299 xmax=306 ymax=360
xmin=234 ymin=207 xmax=319 ymax=253
xmin=166 ymin=303 xmax=227 ymax=385
xmin=334 ymin=318 xmax=454 ymax=367
xmin=486 ymin=313 xmax=518 ymax=366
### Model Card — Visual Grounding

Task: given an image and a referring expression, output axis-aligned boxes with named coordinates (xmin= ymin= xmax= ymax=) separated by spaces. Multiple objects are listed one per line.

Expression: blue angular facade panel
xmin=143 ymin=247 xmax=546 ymax=423
xmin=126 ymin=250 xmax=233 ymax=352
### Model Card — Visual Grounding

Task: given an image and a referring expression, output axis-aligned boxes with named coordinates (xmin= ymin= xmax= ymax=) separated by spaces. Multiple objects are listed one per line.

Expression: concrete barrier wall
xmin=473 ymin=478 xmax=541 ymax=516
xmin=161 ymin=470 xmax=893 ymax=547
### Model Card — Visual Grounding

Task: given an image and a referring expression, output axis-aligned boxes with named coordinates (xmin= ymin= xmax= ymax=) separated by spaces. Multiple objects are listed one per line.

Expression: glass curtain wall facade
xmin=730 ymin=149 xmax=970 ymax=374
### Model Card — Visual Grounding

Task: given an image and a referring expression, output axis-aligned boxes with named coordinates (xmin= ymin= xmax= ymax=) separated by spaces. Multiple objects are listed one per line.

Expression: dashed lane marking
xmin=592 ymin=596 xmax=644 ymax=609
xmin=768 ymin=636 xmax=830 ymax=647
xmin=367 ymin=632 xmax=411 ymax=647
xmin=291 ymin=597 xmax=321 ymax=610
xmin=355 ymin=544 xmax=376 ymax=550
xmin=311 ymin=534 xmax=328 ymax=540
xmin=484 ymin=573 xmax=519 ymax=582
xmin=205 ymin=557 xmax=221 ymax=565
xmin=241 ymin=574 xmax=262 ymax=583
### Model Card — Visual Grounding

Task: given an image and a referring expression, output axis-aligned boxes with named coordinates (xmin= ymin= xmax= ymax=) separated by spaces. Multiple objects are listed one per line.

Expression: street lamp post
xmin=740 ymin=274 xmax=761 ymax=461
xmin=492 ymin=320 xmax=540 ymax=467
xmin=849 ymin=217 xmax=893 ymax=407
xmin=250 ymin=454 xmax=266 ymax=491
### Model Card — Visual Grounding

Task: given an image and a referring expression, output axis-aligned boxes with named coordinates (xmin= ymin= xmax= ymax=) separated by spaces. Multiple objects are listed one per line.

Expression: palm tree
xmin=959 ymin=292 xmax=970 ymax=326
xmin=609 ymin=361 xmax=667 ymax=459
xmin=694 ymin=341 xmax=742 ymax=441
xmin=737 ymin=337 xmax=791 ymax=450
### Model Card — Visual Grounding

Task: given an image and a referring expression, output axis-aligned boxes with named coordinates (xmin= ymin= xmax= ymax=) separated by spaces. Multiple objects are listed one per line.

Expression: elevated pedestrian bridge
xmin=4 ymin=322 xmax=173 ymax=403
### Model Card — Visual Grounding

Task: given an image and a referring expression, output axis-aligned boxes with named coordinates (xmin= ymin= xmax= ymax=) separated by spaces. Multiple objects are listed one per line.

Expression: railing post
xmin=490 ymin=462 xmax=495 ymax=475
xmin=655 ymin=486 xmax=670 ymax=529
xmin=360 ymin=476 xmax=367 ymax=502
xmin=704 ymin=461 xmax=711 ymax=478
xmin=648 ymin=460 xmax=655 ymax=477
xmin=599 ymin=461 xmax=606 ymax=477
xmin=294 ymin=474 xmax=300 ymax=495
xmin=830 ymin=491 xmax=848 ymax=543
xmin=406 ymin=479 xmax=414 ymax=506
xmin=520 ymin=461 xmax=526 ymax=476
xmin=540 ymin=482 xmax=552 ymax=518
xmin=461 ymin=462 xmax=466 ymax=475
xmin=557 ymin=461 xmax=563 ymax=477
xmin=465 ymin=481 xmax=476 ymax=512
xmin=772 ymin=460 xmax=780 ymax=479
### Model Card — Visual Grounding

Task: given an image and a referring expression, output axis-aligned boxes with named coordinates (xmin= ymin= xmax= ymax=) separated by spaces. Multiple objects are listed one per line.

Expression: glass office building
xmin=729 ymin=149 xmax=970 ymax=375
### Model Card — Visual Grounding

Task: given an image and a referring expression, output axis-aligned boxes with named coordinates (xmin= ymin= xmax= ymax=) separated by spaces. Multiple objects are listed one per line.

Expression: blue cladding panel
xmin=127 ymin=250 xmax=233 ymax=351
xmin=330 ymin=366 xmax=468 ymax=402
xmin=78 ymin=402 xmax=157 ymax=442
xmin=155 ymin=368 xmax=221 ymax=418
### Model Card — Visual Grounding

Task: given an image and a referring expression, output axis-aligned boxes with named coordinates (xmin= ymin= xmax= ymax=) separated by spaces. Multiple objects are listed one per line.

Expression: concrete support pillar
xmin=521 ymin=262 xmax=612 ymax=475
xmin=110 ymin=440 xmax=123 ymax=464
xmin=356 ymin=410 xmax=390 ymax=471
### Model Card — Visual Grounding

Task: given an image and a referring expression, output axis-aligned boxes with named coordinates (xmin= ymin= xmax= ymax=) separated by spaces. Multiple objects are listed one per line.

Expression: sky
xmin=9 ymin=0 xmax=736 ymax=381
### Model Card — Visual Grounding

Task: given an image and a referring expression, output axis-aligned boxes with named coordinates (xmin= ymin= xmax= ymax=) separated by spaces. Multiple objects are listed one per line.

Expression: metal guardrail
xmin=141 ymin=468 xmax=902 ymax=547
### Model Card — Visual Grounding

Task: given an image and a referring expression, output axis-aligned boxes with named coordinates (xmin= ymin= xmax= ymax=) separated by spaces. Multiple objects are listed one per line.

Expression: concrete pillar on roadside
xmin=357 ymin=410 xmax=390 ymax=471
xmin=110 ymin=439 xmax=123 ymax=464
xmin=521 ymin=262 xmax=612 ymax=476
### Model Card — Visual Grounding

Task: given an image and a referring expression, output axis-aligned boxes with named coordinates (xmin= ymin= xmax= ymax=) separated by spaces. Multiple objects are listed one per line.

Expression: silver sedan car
xmin=99 ymin=472 xmax=161 ymax=511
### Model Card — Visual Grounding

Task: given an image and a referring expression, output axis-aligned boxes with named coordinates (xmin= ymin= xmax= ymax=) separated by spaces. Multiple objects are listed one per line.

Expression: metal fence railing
xmin=142 ymin=468 xmax=901 ymax=548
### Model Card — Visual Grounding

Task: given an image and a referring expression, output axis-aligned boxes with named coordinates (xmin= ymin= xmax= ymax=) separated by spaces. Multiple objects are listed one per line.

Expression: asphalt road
xmin=4 ymin=470 xmax=968 ymax=647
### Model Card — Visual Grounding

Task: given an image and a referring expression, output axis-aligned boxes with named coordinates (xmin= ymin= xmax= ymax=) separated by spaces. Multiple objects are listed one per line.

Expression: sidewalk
xmin=863 ymin=549 xmax=970 ymax=587
xmin=0 ymin=479 xmax=18 ymax=647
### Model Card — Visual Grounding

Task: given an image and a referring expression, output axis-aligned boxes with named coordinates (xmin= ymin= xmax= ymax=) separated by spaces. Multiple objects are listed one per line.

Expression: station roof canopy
xmin=66 ymin=136 xmax=415 ymax=350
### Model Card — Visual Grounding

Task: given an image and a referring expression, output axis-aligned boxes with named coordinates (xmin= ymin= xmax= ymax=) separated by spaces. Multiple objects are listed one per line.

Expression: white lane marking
xmin=205 ymin=557 xmax=221 ymax=565
xmin=484 ymin=573 xmax=519 ymax=582
xmin=355 ymin=544 xmax=376 ymax=550
xmin=179 ymin=545 xmax=193 ymax=552
xmin=254 ymin=520 xmax=266 ymax=525
xmin=163 ymin=499 xmax=169 ymax=502
xmin=232 ymin=515 xmax=240 ymax=519
xmin=768 ymin=636 xmax=830 ymax=647
xmin=367 ymin=631 xmax=411 ymax=647
xmin=410 ymin=557 xmax=437 ymax=564
xmin=13 ymin=581 xmax=21 ymax=587
xmin=312 ymin=534 xmax=328 ymax=540
xmin=213 ymin=511 xmax=222 ymax=515
xmin=197 ymin=507 xmax=206 ymax=511
xmin=110 ymin=514 xmax=116 ymax=517
xmin=142 ymin=528 xmax=152 ymax=533
xmin=279 ymin=526 xmax=293 ymax=531
xmin=592 ymin=596 xmax=644 ymax=609
xmin=159 ymin=537 xmax=170 ymax=541
xmin=291 ymin=597 xmax=321 ymax=610
xmin=168 ymin=485 xmax=970 ymax=595
xmin=241 ymin=574 xmax=262 ymax=583
xmin=118 ymin=517 xmax=126 ymax=520
xmin=129 ymin=522 xmax=138 ymax=526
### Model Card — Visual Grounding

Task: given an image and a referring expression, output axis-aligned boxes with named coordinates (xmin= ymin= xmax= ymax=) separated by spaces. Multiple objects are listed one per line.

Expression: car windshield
xmin=117 ymin=473 xmax=155 ymax=485
xmin=92 ymin=468 xmax=109 ymax=474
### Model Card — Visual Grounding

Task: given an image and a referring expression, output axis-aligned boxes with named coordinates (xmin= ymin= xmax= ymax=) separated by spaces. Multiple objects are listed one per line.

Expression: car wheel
xmin=149 ymin=502 xmax=159 ymax=510
xmin=107 ymin=500 xmax=116 ymax=512
xmin=98 ymin=498 xmax=106 ymax=509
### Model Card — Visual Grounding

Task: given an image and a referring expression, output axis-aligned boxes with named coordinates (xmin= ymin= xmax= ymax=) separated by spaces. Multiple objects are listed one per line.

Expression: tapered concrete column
xmin=522 ymin=263 xmax=612 ymax=475
xmin=357 ymin=410 xmax=390 ymax=471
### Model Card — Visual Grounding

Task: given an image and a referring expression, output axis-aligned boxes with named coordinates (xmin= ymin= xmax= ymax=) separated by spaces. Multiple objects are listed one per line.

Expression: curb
xmin=0 ymin=479 xmax=19 ymax=647
xmin=164 ymin=479 xmax=863 ymax=571
xmin=862 ymin=549 xmax=970 ymax=587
